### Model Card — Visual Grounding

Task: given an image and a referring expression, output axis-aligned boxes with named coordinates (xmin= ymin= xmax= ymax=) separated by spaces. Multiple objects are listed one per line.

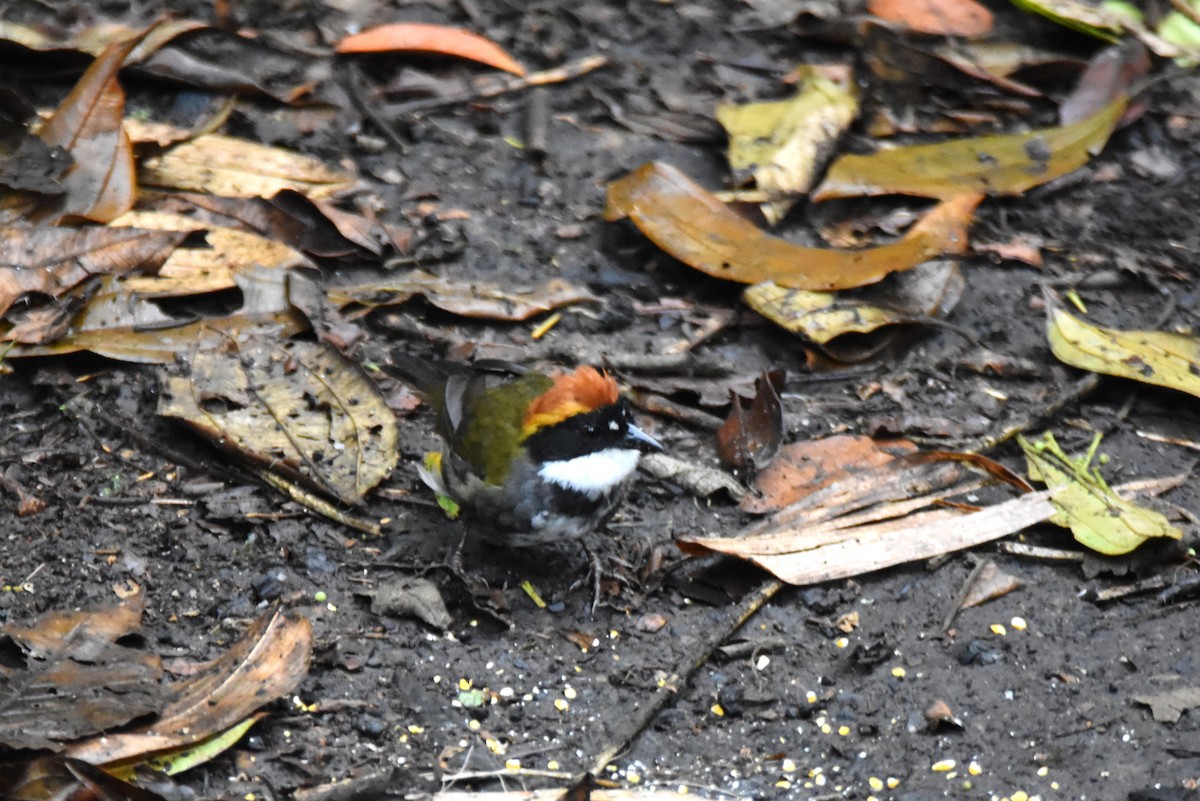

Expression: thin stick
xmin=388 ymin=55 xmax=608 ymax=118
xmin=585 ymin=578 xmax=783 ymax=776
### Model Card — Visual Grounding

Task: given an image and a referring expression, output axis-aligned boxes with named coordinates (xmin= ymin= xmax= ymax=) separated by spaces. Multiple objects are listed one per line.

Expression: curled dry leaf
xmin=1045 ymin=290 xmax=1200 ymax=399
xmin=330 ymin=269 xmax=598 ymax=321
xmin=336 ymin=22 xmax=526 ymax=76
xmin=1020 ymin=431 xmax=1181 ymax=556
xmin=139 ymin=134 xmax=357 ymax=199
xmin=35 ymin=32 xmax=139 ymax=222
xmin=157 ymin=334 xmax=399 ymax=504
xmin=604 ymin=161 xmax=980 ymax=290
xmin=65 ymin=607 xmax=312 ymax=766
xmin=716 ymin=372 xmax=784 ymax=475
xmin=813 ymin=96 xmax=1128 ymax=200
xmin=0 ymin=226 xmax=184 ymax=319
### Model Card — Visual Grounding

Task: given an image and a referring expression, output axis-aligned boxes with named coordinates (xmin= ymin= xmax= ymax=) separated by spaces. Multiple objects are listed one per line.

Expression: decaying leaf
xmin=4 ymin=267 xmax=309 ymax=363
xmin=1020 ymin=431 xmax=1181 ymax=556
xmin=110 ymin=209 xmax=311 ymax=297
xmin=742 ymin=435 xmax=919 ymax=514
xmin=65 ymin=607 xmax=312 ymax=766
xmin=716 ymin=372 xmax=783 ymax=474
xmin=868 ymin=0 xmax=994 ymax=37
xmin=157 ymin=334 xmax=399 ymax=504
xmin=110 ymin=714 xmax=266 ymax=779
xmin=743 ymin=259 xmax=964 ymax=360
xmin=716 ymin=67 xmax=859 ymax=222
xmin=0 ymin=757 xmax=168 ymax=801
xmin=1132 ymin=684 xmax=1200 ymax=724
xmin=0 ymin=226 xmax=184 ymax=319
xmin=360 ymin=577 xmax=453 ymax=630
xmin=0 ymin=589 xmax=164 ymax=751
xmin=139 ymin=134 xmax=357 ymax=199
xmin=679 ymin=448 xmax=1048 ymax=586
xmin=604 ymin=161 xmax=980 ymax=290
xmin=960 ymin=561 xmax=1025 ymax=609
xmin=1045 ymin=294 xmax=1200 ymax=399
xmin=330 ymin=269 xmax=598 ymax=321
xmin=812 ymin=96 xmax=1127 ymax=200
xmin=35 ymin=33 xmax=139 ymax=222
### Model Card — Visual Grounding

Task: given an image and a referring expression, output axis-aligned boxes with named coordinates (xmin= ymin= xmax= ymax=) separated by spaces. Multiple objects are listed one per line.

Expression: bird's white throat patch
xmin=538 ymin=448 xmax=641 ymax=498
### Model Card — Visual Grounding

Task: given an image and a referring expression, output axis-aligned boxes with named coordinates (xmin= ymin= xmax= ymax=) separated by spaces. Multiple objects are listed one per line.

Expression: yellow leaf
xmin=1019 ymin=432 xmax=1181 ymax=555
xmin=1046 ymin=300 xmax=1200 ymax=399
xmin=812 ymin=96 xmax=1126 ymax=200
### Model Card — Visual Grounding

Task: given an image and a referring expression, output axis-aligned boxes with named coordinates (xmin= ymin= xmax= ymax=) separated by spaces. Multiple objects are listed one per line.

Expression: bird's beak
xmin=626 ymin=424 xmax=663 ymax=453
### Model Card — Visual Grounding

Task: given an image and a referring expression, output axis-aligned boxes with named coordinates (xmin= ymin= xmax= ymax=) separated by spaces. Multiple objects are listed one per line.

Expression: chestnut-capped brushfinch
xmin=389 ymin=358 xmax=662 ymax=545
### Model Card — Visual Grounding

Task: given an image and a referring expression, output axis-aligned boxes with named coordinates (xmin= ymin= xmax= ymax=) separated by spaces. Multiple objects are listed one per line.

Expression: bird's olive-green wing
xmin=447 ymin=371 xmax=553 ymax=485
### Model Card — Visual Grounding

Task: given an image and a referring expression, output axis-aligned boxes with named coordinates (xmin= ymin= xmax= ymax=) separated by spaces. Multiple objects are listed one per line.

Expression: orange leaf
xmin=604 ymin=161 xmax=981 ymax=291
xmin=336 ymin=23 xmax=526 ymax=76
xmin=868 ymin=0 xmax=993 ymax=38
xmin=37 ymin=32 xmax=140 ymax=223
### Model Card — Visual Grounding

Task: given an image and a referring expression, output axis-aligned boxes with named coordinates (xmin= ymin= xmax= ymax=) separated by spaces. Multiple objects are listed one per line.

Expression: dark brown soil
xmin=3 ymin=2 xmax=1200 ymax=800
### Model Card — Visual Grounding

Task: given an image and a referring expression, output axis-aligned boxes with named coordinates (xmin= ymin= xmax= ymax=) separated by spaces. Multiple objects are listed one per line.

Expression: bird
xmin=388 ymin=357 xmax=663 ymax=547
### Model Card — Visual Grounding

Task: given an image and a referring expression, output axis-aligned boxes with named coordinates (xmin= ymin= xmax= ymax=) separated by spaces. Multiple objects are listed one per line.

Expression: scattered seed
xmin=887 ymin=777 xmax=900 ymax=789
xmin=782 ymin=759 xmax=797 ymax=773
xmin=554 ymin=698 xmax=569 ymax=712
xmin=991 ymin=623 xmax=1007 ymax=636
xmin=806 ymin=690 xmax=818 ymax=703
xmin=711 ymin=703 xmax=725 ymax=717
xmin=932 ymin=759 xmax=956 ymax=772
xmin=891 ymin=666 xmax=907 ymax=678
xmin=505 ymin=758 xmax=521 ymax=771
xmin=564 ymin=687 xmax=577 ymax=700
xmin=869 ymin=777 xmax=884 ymax=791
xmin=835 ymin=637 xmax=849 ymax=648
xmin=968 ymin=761 xmax=982 ymax=776
xmin=1037 ymin=766 xmax=1049 ymax=777
xmin=1012 ymin=616 xmax=1027 ymax=630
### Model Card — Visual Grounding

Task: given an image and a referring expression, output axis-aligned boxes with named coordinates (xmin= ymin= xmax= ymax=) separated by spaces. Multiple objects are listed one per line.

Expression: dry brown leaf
xmin=0 ymin=226 xmax=184 ymax=319
xmin=5 ymin=268 xmax=309 ymax=363
xmin=336 ymin=23 xmax=526 ymax=76
xmin=0 ymin=589 xmax=165 ymax=751
xmin=139 ymin=134 xmax=357 ymax=199
xmin=65 ymin=607 xmax=311 ymax=766
xmin=330 ymin=269 xmax=598 ymax=321
xmin=110 ymin=210 xmax=311 ymax=297
xmin=742 ymin=435 xmax=919 ymax=514
xmin=681 ymin=450 xmax=1045 ymax=585
xmin=157 ymin=334 xmax=398 ymax=504
xmin=604 ymin=161 xmax=980 ymax=290
xmin=35 ymin=33 xmax=139 ymax=222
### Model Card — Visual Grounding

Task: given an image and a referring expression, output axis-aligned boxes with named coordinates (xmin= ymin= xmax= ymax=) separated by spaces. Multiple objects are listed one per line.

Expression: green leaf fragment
xmin=1019 ymin=431 xmax=1181 ymax=555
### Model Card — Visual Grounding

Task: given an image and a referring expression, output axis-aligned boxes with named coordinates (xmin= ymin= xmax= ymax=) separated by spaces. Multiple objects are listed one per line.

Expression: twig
xmin=995 ymin=541 xmax=1084 ymax=561
xmin=583 ymin=578 xmax=783 ymax=777
xmin=941 ymin=557 xmax=990 ymax=632
xmin=388 ymin=55 xmax=608 ymax=118
xmin=971 ymin=374 xmax=1101 ymax=452
xmin=254 ymin=467 xmax=383 ymax=536
xmin=342 ymin=63 xmax=411 ymax=156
